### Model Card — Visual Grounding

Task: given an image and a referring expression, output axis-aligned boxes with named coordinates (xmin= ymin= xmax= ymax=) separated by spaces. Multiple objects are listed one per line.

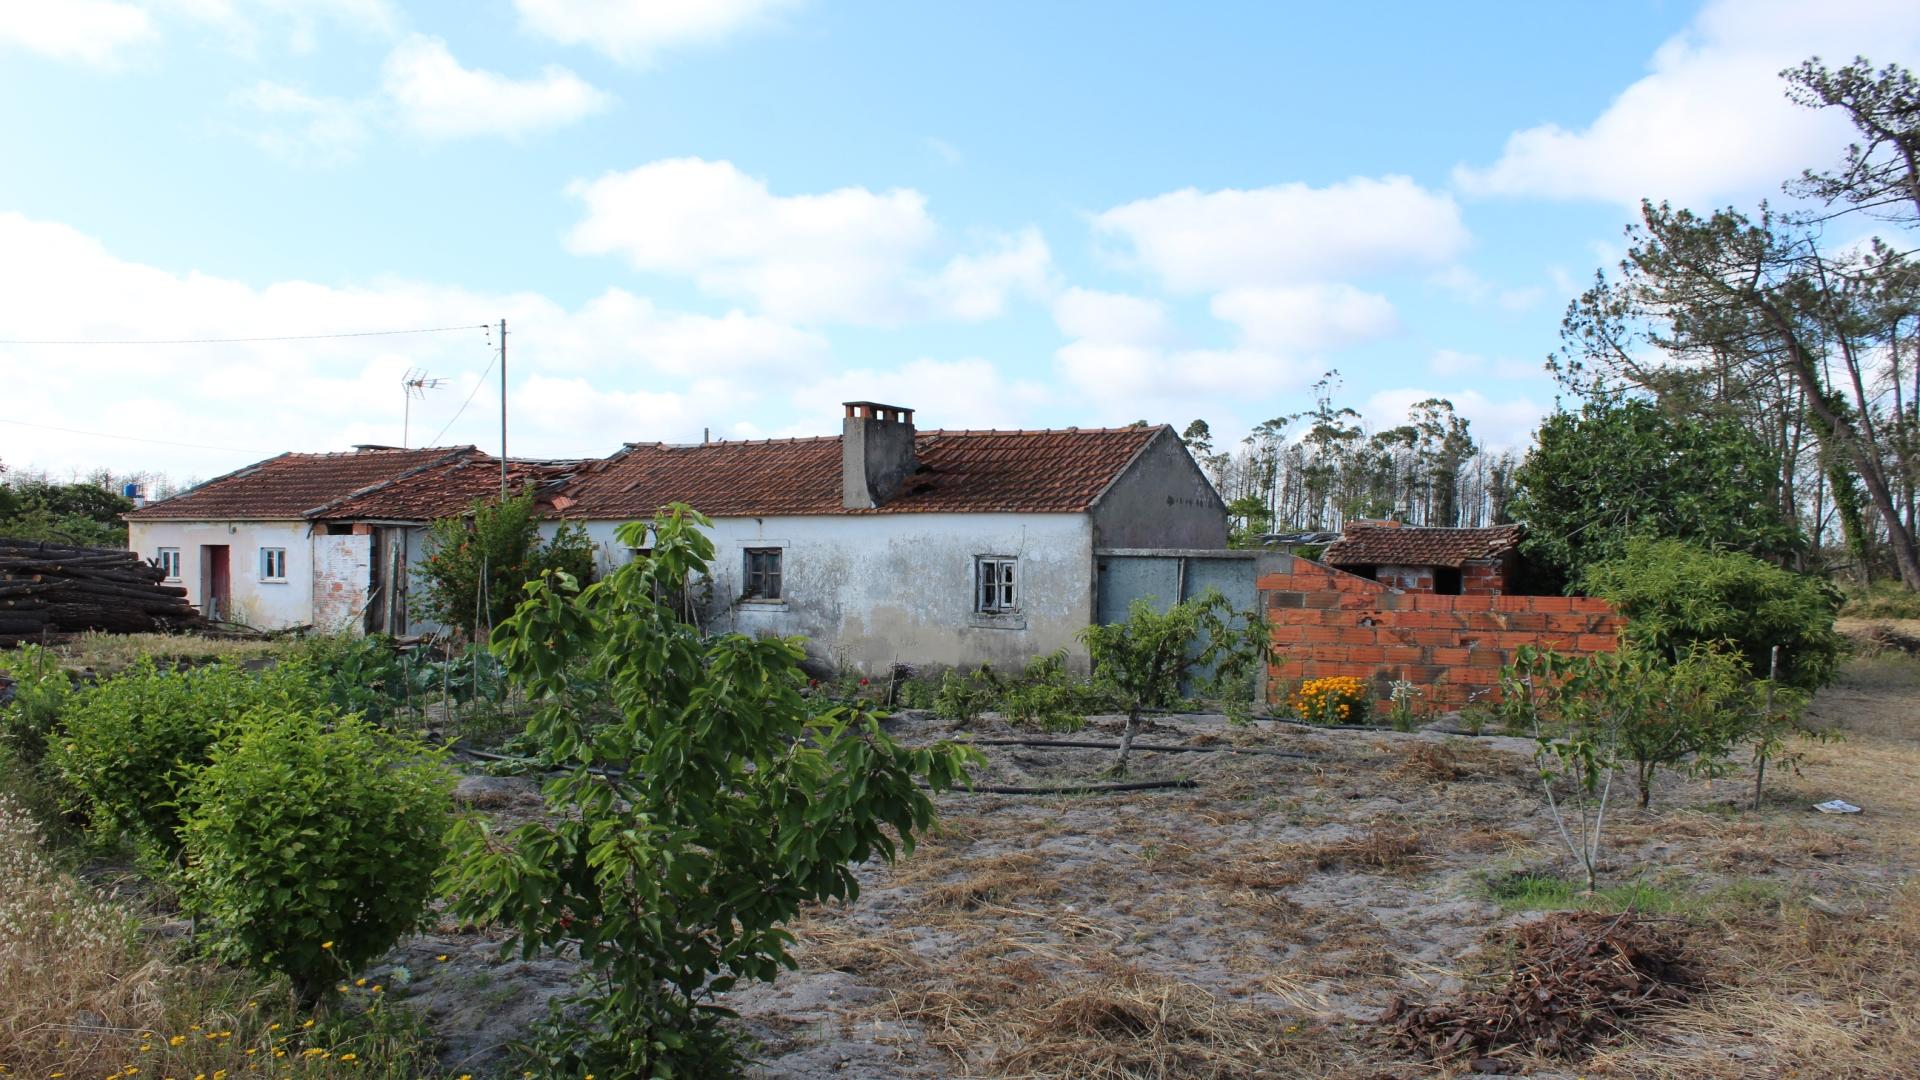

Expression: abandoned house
xmin=124 ymin=445 xmax=575 ymax=634
xmin=1320 ymin=521 xmax=1525 ymax=595
xmin=553 ymin=403 xmax=1231 ymax=672
xmin=123 ymin=403 xmax=1231 ymax=668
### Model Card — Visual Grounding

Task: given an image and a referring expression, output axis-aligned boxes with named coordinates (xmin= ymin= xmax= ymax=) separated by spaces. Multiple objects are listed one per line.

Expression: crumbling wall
xmin=1260 ymin=554 xmax=1622 ymax=709
xmin=312 ymin=533 xmax=372 ymax=633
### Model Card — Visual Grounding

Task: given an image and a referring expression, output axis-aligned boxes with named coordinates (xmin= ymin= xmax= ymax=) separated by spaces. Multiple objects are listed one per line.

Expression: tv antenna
xmin=401 ymin=368 xmax=448 ymax=447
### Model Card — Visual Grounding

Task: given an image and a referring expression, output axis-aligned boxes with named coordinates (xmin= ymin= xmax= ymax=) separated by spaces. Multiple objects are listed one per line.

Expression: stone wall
xmin=1260 ymin=554 xmax=1622 ymax=709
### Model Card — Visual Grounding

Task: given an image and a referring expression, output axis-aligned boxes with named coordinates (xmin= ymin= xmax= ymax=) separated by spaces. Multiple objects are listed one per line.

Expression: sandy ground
xmin=348 ymin=655 xmax=1918 ymax=1079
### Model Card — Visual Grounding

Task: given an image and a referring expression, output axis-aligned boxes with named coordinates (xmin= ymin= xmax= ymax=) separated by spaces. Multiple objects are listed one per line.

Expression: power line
xmin=0 ymin=323 xmax=489 ymax=346
xmin=0 ymin=417 xmax=252 ymax=453
xmin=426 ymin=341 xmax=499 ymax=448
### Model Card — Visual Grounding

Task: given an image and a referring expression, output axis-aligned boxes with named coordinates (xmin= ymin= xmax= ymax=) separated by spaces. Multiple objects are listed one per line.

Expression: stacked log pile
xmin=0 ymin=538 xmax=204 ymax=644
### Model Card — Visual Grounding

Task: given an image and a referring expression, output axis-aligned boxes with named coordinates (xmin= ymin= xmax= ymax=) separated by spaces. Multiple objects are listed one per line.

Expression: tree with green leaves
xmin=1079 ymin=589 xmax=1274 ymax=770
xmin=413 ymin=487 xmax=595 ymax=638
xmin=1582 ymin=538 xmax=1843 ymax=692
xmin=441 ymin=505 xmax=977 ymax=1076
xmin=1508 ymin=397 xmax=1802 ymax=587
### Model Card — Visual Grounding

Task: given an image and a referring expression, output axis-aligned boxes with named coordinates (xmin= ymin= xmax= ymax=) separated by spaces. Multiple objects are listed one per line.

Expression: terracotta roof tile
xmin=560 ymin=426 xmax=1165 ymax=519
xmin=126 ymin=447 xmax=473 ymax=521
xmin=1322 ymin=523 xmax=1523 ymax=568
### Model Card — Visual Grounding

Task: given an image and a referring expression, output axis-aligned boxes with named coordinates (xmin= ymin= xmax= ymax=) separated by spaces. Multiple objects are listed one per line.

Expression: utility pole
xmin=499 ymin=318 xmax=508 ymax=495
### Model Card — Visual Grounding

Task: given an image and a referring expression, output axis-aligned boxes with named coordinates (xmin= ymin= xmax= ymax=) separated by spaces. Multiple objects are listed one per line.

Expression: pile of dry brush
xmin=1382 ymin=910 xmax=1698 ymax=1062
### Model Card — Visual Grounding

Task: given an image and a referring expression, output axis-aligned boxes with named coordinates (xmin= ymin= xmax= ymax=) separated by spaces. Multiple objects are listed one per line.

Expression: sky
xmin=2 ymin=0 xmax=1919 ymax=485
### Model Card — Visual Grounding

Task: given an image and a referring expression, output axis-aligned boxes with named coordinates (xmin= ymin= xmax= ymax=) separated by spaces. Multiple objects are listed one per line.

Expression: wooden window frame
xmin=743 ymin=547 xmax=783 ymax=601
xmin=974 ymin=555 xmax=1018 ymax=614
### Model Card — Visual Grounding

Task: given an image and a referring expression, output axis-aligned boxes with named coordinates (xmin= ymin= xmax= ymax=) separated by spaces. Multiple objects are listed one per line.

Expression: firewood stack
xmin=0 ymin=538 xmax=205 ymax=644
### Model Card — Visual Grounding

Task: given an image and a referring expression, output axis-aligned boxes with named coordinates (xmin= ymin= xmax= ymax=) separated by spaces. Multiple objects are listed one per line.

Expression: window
xmin=975 ymin=556 xmax=1018 ymax=614
xmin=156 ymin=547 xmax=181 ymax=580
xmin=259 ymin=547 xmax=288 ymax=582
xmin=743 ymin=548 xmax=783 ymax=600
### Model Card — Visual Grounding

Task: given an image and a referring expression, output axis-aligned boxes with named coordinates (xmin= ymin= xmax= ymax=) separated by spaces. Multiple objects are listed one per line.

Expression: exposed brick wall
xmin=312 ymin=534 xmax=372 ymax=634
xmin=1460 ymin=555 xmax=1511 ymax=595
xmin=1260 ymin=554 xmax=1621 ymax=709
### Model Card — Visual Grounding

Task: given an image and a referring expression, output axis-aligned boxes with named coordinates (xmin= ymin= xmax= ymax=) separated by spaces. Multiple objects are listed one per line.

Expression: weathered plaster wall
xmin=1089 ymin=429 xmax=1229 ymax=550
xmin=563 ymin=512 xmax=1096 ymax=673
xmin=312 ymin=534 xmax=372 ymax=633
xmin=128 ymin=520 xmax=314 ymax=628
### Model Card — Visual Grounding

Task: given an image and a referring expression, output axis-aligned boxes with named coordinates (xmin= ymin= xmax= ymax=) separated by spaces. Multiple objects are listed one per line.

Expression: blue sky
xmin=2 ymin=0 xmax=1917 ymax=483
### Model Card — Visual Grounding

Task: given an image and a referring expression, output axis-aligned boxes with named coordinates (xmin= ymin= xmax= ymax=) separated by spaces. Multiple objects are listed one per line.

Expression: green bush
xmin=932 ymin=666 xmax=1000 ymax=725
xmin=1000 ymin=651 xmax=1111 ymax=732
xmin=413 ymin=488 xmax=596 ymax=638
xmin=1582 ymin=538 xmax=1843 ymax=691
xmin=0 ymin=644 xmax=74 ymax=765
xmin=50 ymin=660 xmax=322 ymax=859
xmin=284 ymin=633 xmax=412 ymax=725
xmin=183 ymin=706 xmax=454 ymax=1005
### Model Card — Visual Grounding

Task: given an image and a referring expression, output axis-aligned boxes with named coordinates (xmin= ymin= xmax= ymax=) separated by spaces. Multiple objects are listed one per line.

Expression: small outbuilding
xmin=1321 ymin=521 xmax=1524 ymax=596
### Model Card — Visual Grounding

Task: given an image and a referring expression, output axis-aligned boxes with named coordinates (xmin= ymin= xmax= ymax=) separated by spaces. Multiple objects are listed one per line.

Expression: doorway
xmin=200 ymin=544 xmax=230 ymax=620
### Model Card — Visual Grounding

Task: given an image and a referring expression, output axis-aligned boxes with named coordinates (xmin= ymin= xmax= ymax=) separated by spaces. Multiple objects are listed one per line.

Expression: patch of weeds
xmin=1483 ymin=871 xmax=1688 ymax=914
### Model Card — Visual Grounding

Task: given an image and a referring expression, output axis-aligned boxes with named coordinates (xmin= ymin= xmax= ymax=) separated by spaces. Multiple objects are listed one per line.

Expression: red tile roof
xmin=126 ymin=447 xmax=474 ymax=520
xmin=560 ymin=426 xmax=1166 ymax=519
xmin=313 ymin=455 xmax=581 ymax=522
xmin=1323 ymin=523 xmax=1523 ymax=568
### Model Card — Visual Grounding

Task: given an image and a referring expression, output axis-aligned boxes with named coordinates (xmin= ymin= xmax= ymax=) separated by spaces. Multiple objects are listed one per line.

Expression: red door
xmin=202 ymin=545 xmax=230 ymax=620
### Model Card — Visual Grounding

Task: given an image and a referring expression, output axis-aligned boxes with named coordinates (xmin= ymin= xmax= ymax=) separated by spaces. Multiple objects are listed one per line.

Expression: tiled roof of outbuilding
xmin=1322 ymin=522 xmax=1524 ymax=569
xmin=125 ymin=447 xmax=472 ymax=521
xmin=559 ymin=426 xmax=1166 ymax=519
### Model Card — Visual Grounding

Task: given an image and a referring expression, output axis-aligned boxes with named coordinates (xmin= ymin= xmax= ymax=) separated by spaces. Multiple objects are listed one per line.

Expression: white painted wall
xmin=555 ymin=512 xmax=1097 ymax=673
xmin=128 ymin=520 xmax=315 ymax=628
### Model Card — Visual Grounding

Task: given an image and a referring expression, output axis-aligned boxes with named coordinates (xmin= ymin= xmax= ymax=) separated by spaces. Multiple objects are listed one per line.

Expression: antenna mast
xmin=499 ymin=318 xmax=508 ymax=495
xmin=400 ymin=368 xmax=448 ymax=447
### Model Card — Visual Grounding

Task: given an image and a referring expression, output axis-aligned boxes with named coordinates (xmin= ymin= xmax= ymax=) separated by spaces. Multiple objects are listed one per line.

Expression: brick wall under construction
xmin=1259 ymin=554 xmax=1623 ymax=709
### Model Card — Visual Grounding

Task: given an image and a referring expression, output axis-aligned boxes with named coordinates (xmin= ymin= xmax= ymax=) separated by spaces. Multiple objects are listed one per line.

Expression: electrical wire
xmin=0 ymin=417 xmax=251 ymax=453
xmin=425 ymin=341 xmax=499 ymax=448
xmin=0 ymin=324 xmax=489 ymax=345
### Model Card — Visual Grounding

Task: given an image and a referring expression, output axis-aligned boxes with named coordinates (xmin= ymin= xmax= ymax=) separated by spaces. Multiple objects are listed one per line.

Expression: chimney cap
xmin=842 ymin=401 xmax=915 ymax=423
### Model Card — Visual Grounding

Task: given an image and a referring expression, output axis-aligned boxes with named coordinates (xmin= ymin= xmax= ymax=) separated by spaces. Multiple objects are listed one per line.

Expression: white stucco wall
xmin=556 ymin=512 xmax=1097 ymax=673
xmin=128 ymin=520 xmax=315 ymax=629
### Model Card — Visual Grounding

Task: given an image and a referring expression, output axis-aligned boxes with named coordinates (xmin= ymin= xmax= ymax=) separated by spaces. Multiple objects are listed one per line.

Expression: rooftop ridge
xmin=628 ymin=426 xmax=1162 ymax=451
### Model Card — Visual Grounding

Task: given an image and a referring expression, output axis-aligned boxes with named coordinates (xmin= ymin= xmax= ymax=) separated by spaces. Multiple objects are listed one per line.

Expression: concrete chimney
xmin=841 ymin=401 xmax=917 ymax=509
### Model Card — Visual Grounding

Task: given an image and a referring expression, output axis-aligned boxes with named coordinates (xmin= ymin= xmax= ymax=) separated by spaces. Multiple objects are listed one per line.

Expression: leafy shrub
xmin=182 ymin=706 xmax=454 ymax=1005
xmin=1290 ymin=675 xmax=1370 ymax=725
xmin=1582 ymin=539 xmax=1842 ymax=691
xmin=413 ymin=488 xmax=596 ymax=638
xmin=50 ymin=660 xmax=322 ymax=860
xmin=932 ymin=665 xmax=1001 ymax=725
xmin=1000 ymin=651 xmax=1112 ymax=732
xmin=0 ymin=644 xmax=74 ymax=764
xmin=1080 ymin=590 xmax=1274 ymax=768
xmin=442 ymin=506 xmax=976 ymax=1076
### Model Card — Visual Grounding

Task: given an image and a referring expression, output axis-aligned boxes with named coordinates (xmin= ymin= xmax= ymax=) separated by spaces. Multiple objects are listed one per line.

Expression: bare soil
xmin=367 ymin=648 xmax=1920 ymax=1079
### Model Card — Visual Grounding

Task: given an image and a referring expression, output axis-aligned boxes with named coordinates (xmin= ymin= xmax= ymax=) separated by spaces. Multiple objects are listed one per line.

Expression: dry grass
xmin=1384 ymin=742 xmax=1460 ymax=783
xmin=887 ymin=956 xmax=1328 ymax=1079
xmin=1277 ymin=824 xmax=1426 ymax=872
xmin=914 ymin=852 xmax=1062 ymax=912
xmin=0 ymin=792 xmax=440 ymax=1078
xmin=54 ymin=630 xmax=296 ymax=672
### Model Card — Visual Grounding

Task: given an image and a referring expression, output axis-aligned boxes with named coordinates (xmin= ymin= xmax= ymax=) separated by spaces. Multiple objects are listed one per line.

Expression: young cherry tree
xmin=1079 ymin=589 xmax=1275 ymax=771
xmin=441 ymin=504 xmax=976 ymax=1077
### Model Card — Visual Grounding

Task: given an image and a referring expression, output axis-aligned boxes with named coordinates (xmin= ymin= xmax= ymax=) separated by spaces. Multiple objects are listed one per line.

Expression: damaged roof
xmin=125 ymin=446 xmax=474 ymax=521
xmin=558 ymin=426 xmax=1167 ymax=518
xmin=313 ymin=454 xmax=582 ymax=522
xmin=1323 ymin=522 xmax=1524 ymax=569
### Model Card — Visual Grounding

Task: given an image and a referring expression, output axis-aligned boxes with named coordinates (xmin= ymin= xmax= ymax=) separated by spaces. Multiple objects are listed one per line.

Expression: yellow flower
xmin=168 ymin=1037 xmax=186 ymax=1048
xmin=301 ymin=1020 xmax=315 ymax=1029
xmin=435 ymin=954 xmax=449 ymax=962
xmin=354 ymin=978 xmax=366 ymax=987
xmin=370 ymin=985 xmax=383 ymax=994
xmin=267 ymin=1024 xmax=279 ymax=1032
xmin=319 ymin=941 xmax=333 ymax=950
xmin=337 ymin=1057 xmax=356 ymax=1064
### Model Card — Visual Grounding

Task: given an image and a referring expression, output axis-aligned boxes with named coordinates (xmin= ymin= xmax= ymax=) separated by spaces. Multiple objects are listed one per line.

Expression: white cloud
xmin=783 ymin=357 xmax=1054 ymax=434
xmin=1455 ymin=0 xmax=1920 ymax=206
xmin=233 ymin=81 xmax=371 ymax=163
xmin=1429 ymin=349 xmax=1547 ymax=381
xmin=381 ymin=34 xmax=610 ymax=139
xmin=513 ymin=0 xmax=797 ymax=63
xmin=1050 ymin=288 xmax=1170 ymax=346
xmin=1055 ymin=341 xmax=1313 ymax=421
xmin=1093 ymin=176 xmax=1469 ymax=293
xmin=0 ymin=0 xmax=155 ymax=66
xmin=1429 ymin=265 xmax=1545 ymax=312
xmin=1364 ymin=387 xmax=1549 ymax=453
xmin=1209 ymin=284 xmax=1401 ymax=353
xmin=565 ymin=157 xmax=1051 ymax=324
xmin=0 ymin=212 xmax=829 ymax=477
